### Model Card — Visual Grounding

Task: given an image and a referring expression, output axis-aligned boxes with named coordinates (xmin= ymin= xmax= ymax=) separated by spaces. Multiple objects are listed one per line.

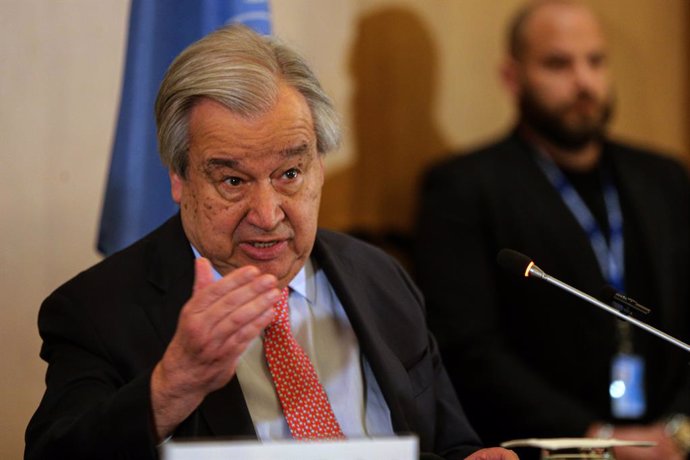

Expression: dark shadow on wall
xmin=320 ymin=6 xmax=449 ymax=269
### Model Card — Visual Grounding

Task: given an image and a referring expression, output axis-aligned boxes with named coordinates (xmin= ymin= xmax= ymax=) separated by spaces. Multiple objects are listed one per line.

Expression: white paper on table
xmin=501 ymin=438 xmax=656 ymax=451
xmin=161 ymin=436 xmax=418 ymax=460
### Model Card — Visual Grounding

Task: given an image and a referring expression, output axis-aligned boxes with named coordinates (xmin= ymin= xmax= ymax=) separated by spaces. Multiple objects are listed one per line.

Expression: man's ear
xmin=500 ymin=57 xmax=521 ymax=98
xmin=170 ymin=170 xmax=183 ymax=204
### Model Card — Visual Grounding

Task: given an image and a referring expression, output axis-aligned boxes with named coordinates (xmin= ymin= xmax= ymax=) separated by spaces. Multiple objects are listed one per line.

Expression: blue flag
xmin=98 ymin=0 xmax=272 ymax=255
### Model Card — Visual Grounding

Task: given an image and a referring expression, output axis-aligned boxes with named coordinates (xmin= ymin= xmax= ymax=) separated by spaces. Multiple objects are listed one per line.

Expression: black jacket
xmin=415 ymin=131 xmax=690 ymax=447
xmin=26 ymin=214 xmax=481 ymax=459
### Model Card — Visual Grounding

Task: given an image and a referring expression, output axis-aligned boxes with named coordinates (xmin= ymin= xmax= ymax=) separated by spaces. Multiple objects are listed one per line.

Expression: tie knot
xmin=270 ymin=287 xmax=290 ymax=328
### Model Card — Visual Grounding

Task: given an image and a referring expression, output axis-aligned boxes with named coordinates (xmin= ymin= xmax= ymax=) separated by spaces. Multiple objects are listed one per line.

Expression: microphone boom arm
xmin=531 ymin=266 xmax=690 ymax=353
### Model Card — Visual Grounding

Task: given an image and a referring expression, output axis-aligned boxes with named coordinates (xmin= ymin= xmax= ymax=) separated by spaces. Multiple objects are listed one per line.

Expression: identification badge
xmin=609 ymin=353 xmax=646 ymax=419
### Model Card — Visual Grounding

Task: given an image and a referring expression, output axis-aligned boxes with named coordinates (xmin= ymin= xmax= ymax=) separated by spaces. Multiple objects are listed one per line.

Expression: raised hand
xmin=150 ymin=258 xmax=281 ymax=439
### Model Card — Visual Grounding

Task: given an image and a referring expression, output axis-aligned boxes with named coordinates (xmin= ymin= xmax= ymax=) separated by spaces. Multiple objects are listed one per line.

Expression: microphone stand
xmin=526 ymin=262 xmax=690 ymax=353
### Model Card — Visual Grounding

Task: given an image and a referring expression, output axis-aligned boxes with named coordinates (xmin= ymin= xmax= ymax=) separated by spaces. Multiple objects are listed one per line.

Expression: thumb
xmin=192 ymin=257 xmax=215 ymax=294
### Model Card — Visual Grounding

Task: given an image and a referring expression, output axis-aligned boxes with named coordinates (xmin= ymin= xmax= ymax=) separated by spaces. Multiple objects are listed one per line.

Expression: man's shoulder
xmin=50 ymin=215 xmax=189 ymax=301
xmin=608 ymin=138 xmax=684 ymax=166
xmin=607 ymin=138 xmax=689 ymax=186
xmin=313 ymin=229 xmax=409 ymax=280
xmin=420 ymin=132 xmax=526 ymax=199
xmin=313 ymin=229 xmax=422 ymax=309
xmin=425 ymin=132 xmax=524 ymax=178
xmin=315 ymin=229 xmax=395 ymax=263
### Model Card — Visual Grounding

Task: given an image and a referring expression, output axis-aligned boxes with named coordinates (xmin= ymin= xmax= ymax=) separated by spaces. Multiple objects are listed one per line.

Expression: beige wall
xmin=313 ymin=0 xmax=690 ymax=238
xmin=1 ymin=2 xmax=129 ymax=458
xmin=2 ymin=1 xmax=687 ymax=458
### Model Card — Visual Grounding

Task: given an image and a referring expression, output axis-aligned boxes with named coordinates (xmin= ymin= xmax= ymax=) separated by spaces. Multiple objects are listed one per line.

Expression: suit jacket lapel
xmin=312 ymin=232 xmax=412 ymax=434
xmin=140 ymin=214 xmax=193 ymax=351
xmin=142 ymin=214 xmax=256 ymax=438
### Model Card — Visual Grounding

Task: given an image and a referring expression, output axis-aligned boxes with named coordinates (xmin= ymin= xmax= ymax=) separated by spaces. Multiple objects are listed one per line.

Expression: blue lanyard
xmin=533 ymin=150 xmax=625 ymax=291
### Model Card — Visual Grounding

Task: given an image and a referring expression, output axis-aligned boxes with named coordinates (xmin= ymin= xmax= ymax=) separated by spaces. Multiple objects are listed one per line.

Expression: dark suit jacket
xmin=25 ymin=215 xmax=481 ymax=460
xmin=414 ymin=131 xmax=690 ymax=449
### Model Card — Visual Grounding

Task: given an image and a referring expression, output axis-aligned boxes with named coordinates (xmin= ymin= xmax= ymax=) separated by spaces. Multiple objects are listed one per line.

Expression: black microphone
xmin=600 ymin=285 xmax=651 ymax=316
xmin=496 ymin=248 xmax=690 ymax=353
xmin=497 ymin=248 xmax=546 ymax=280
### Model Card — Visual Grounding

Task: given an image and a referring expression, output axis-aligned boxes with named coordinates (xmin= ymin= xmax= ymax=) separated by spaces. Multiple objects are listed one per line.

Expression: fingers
xmin=179 ymin=260 xmax=281 ymax=361
xmin=205 ymin=284 xmax=281 ymax=352
xmin=189 ymin=261 xmax=274 ymax=314
xmin=218 ymin=284 xmax=282 ymax=330
xmin=216 ymin=295 xmax=279 ymax=362
xmin=211 ymin=272 xmax=278 ymax=315
xmin=465 ymin=448 xmax=519 ymax=460
xmin=203 ymin=265 xmax=265 ymax=303
xmin=195 ymin=271 xmax=280 ymax=334
xmin=164 ymin=260 xmax=284 ymax=399
xmin=192 ymin=257 xmax=216 ymax=294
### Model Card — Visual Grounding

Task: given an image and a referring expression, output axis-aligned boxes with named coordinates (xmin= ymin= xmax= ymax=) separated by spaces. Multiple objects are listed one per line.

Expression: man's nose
xmin=245 ymin=182 xmax=285 ymax=230
xmin=572 ymin=61 xmax=599 ymax=92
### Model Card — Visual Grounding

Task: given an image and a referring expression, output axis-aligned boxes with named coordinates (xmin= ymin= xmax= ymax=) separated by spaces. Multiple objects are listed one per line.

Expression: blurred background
xmin=1 ymin=1 xmax=687 ymax=458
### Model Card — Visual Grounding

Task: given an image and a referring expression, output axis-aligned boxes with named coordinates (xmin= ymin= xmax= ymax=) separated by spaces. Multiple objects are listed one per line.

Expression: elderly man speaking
xmin=25 ymin=25 xmax=516 ymax=460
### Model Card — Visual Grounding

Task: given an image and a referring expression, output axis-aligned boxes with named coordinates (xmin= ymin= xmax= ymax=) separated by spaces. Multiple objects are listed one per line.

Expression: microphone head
xmin=497 ymin=249 xmax=533 ymax=277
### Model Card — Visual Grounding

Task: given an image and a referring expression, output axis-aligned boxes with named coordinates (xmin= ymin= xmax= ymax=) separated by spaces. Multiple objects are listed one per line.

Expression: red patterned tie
xmin=263 ymin=287 xmax=345 ymax=440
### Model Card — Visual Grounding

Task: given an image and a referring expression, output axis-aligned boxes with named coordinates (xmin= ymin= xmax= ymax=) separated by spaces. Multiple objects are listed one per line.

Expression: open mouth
xmin=240 ymin=238 xmax=289 ymax=261
xmin=250 ymin=240 xmax=279 ymax=248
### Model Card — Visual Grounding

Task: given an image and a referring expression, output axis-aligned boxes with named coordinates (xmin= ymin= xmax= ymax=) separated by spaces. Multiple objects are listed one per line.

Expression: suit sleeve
xmin=427 ymin=332 xmax=485 ymax=459
xmin=390 ymin=253 xmax=484 ymax=459
xmin=25 ymin=290 xmax=159 ymax=460
xmin=660 ymin=159 xmax=690 ymax=417
xmin=413 ymin=162 xmax=596 ymax=444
